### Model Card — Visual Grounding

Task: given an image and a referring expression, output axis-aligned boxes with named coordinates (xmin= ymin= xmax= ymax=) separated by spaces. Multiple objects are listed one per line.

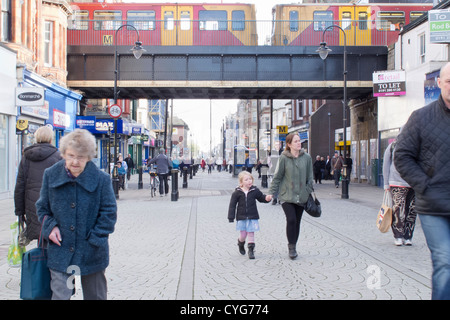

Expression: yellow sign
xmin=16 ymin=120 xmax=28 ymax=131
xmin=277 ymin=125 xmax=288 ymax=134
xmin=103 ymin=35 xmax=113 ymax=46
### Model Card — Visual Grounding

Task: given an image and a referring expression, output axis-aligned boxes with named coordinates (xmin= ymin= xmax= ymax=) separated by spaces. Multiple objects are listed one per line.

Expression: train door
xmin=338 ymin=6 xmax=370 ymax=46
xmin=161 ymin=5 xmax=192 ymax=45
xmin=354 ymin=6 xmax=370 ymax=45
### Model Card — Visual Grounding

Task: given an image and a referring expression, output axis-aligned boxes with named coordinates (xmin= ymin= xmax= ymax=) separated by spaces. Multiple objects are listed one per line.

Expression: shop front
xmin=0 ymin=45 xmax=17 ymax=198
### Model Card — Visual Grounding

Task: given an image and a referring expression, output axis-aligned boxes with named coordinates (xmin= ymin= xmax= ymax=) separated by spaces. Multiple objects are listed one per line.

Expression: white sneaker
xmin=394 ymin=238 xmax=403 ymax=246
xmin=404 ymin=239 xmax=412 ymax=246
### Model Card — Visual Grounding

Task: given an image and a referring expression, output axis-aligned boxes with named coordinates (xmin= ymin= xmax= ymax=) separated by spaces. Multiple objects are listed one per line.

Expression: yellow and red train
xmin=271 ymin=2 xmax=433 ymax=46
xmin=68 ymin=2 xmax=257 ymax=46
xmin=67 ymin=2 xmax=433 ymax=47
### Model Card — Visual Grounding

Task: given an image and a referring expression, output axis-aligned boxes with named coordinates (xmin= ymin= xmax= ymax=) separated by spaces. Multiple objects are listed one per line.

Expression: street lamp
xmin=112 ymin=24 xmax=146 ymax=199
xmin=316 ymin=25 xmax=349 ymax=199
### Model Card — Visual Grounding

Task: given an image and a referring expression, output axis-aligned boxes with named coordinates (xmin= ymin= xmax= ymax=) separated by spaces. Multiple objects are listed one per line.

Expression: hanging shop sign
xmin=16 ymin=87 xmax=45 ymax=106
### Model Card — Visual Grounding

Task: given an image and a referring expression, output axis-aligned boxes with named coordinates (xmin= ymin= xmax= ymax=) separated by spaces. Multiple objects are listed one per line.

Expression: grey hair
xmin=35 ymin=126 xmax=53 ymax=143
xmin=59 ymin=129 xmax=97 ymax=160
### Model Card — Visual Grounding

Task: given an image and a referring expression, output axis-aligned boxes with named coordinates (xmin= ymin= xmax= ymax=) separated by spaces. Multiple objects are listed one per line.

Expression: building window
xmin=44 ymin=21 xmax=53 ymax=67
xmin=419 ymin=33 xmax=426 ymax=64
xmin=1 ymin=0 xmax=11 ymax=41
xmin=0 ymin=114 xmax=8 ymax=192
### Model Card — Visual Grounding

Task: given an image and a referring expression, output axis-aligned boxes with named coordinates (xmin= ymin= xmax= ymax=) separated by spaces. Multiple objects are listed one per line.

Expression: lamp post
xmin=316 ymin=25 xmax=349 ymax=199
xmin=112 ymin=24 xmax=146 ymax=199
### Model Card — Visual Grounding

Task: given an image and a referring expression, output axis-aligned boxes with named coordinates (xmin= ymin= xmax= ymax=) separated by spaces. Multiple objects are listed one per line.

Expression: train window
xmin=313 ymin=11 xmax=333 ymax=31
xmin=180 ymin=11 xmax=191 ymax=31
xmin=410 ymin=11 xmax=425 ymax=23
xmin=232 ymin=10 xmax=245 ymax=31
xmin=358 ymin=12 xmax=368 ymax=30
xmin=127 ymin=11 xmax=155 ymax=30
xmin=93 ymin=10 xmax=122 ymax=31
xmin=289 ymin=11 xmax=298 ymax=32
xmin=376 ymin=11 xmax=405 ymax=31
xmin=342 ymin=11 xmax=351 ymax=30
xmin=199 ymin=10 xmax=227 ymax=31
xmin=68 ymin=10 xmax=89 ymax=30
xmin=165 ymin=11 xmax=174 ymax=30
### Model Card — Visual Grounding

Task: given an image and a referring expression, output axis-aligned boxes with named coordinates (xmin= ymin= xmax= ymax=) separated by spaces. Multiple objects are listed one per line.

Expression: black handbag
xmin=304 ymin=192 xmax=321 ymax=217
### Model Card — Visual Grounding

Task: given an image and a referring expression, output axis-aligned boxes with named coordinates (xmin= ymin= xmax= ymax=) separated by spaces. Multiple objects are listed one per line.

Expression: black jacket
xmin=394 ymin=95 xmax=450 ymax=216
xmin=228 ymin=185 xmax=268 ymax=222
xmin=14 ymin=143 xmax=61 ymax=239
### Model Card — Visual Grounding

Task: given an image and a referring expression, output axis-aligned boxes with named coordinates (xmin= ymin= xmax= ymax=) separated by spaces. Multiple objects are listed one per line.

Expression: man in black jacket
xmin=394 ymin=62 xmax=450 ymax=300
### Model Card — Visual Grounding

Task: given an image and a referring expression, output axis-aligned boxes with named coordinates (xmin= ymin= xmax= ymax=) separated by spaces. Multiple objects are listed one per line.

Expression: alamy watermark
xmin=366 ymin=265 xmax=381 ymax=290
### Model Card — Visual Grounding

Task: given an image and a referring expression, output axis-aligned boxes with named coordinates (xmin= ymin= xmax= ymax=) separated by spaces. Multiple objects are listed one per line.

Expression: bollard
xmin=138 ymin=167 xmax=143 ymax=189
xmin=171 ymin=169 xmax=179 ymax=201
xmin=189 ymin=165 xmax=193 ymax=179
xmin=182 ymin=167 xmax=188 ymax=188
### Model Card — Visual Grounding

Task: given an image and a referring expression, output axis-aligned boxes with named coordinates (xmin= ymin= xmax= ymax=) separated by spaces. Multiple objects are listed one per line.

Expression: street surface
xmin=0 ymin=168 xmax=432 ymax=303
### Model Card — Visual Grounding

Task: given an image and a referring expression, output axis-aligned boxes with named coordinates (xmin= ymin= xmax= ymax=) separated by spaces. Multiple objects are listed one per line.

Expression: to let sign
xmin=373 ymin=70 xmax=406 ymax=97
xmin=429 ymin=9 xmax=450 ymax=43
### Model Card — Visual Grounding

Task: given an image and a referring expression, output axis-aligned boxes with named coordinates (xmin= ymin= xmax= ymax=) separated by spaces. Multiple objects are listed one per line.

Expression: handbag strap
xmin=38 ymin=216 xmax=47 ymax=249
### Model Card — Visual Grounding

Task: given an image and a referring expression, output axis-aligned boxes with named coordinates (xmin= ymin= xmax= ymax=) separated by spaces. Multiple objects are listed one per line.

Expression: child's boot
xmin=237 ymin=239 xmax=246 ymax=255
xmin=248 ymin=243 xmax=255 ymax=259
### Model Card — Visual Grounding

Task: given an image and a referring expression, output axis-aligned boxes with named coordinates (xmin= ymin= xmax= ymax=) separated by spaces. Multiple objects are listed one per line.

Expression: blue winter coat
xmin=36 ymin=160 xmax=117 ymax=276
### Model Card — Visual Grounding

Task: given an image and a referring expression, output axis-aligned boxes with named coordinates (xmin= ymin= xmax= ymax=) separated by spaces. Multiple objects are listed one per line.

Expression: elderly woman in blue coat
xmin=36 ymin=129 xmax=117 ymax=300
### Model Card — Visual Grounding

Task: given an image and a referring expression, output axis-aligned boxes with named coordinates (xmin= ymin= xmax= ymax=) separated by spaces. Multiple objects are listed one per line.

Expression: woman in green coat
xmin=268 ymin=133 xmax=313 ymax=259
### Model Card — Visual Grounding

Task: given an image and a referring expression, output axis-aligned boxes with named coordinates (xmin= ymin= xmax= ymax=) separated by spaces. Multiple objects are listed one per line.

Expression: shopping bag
xmin=376 ymin=191 xmax=393 ymax=233
xmin=7 ymin=221 xmax=26 ymax=267
xmin=20 ymin=217 xmax=52 ymax=300
xmin=20 ymin=246 xmax=52 ymax=300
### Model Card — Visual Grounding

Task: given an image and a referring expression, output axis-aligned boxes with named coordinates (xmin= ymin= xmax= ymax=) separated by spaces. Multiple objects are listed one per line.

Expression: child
xmin=228 ymin=171 xmax=272 ymax=259
xmin=117 ymin=161 xmax=126 ymax=190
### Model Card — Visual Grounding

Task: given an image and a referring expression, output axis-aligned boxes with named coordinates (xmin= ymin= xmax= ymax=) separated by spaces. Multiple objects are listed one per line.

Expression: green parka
xmin=269 ymin=149 xmax=314 ymax=205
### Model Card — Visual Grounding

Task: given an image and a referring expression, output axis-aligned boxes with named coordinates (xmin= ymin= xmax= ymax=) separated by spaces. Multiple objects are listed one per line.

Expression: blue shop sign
xmin=76 ymin=116 xmax=123 ymax=134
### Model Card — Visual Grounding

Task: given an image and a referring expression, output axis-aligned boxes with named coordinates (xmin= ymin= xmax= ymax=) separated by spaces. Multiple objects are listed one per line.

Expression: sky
xmin=121 ymin=0 xmax=282 ymax=153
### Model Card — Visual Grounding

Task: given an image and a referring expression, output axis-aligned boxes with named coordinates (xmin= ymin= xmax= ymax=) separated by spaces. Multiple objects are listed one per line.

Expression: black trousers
xmin=281 ymin=202 xmax=304 ymax=245
xmin=158 ymin=173 xmax=169 ymax=195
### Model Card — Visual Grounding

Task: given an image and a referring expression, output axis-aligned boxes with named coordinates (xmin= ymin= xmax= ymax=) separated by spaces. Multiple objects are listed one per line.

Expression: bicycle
xmin=149 ymin=171 xmax=159 ymax=198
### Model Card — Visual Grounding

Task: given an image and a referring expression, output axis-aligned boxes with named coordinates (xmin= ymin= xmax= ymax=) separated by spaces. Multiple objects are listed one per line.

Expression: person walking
xmin=36 ymin=129 xmax=117 ymax=300
xmin=124 ymin=154 xmax=134 ymax=180
xmin=325 ymin=155 xmax=332 ymax=180
xmin=313 ymin=155 xmax=324 ymax=184
xmin=148 ymin=148 xmax=170 ymax=196
xmin=14 ymin=126 xmax=62 ymax=244
xmin=228 ymin=171 xmax=271 ymax=259
xmin=268 ymin=133 xmax=314 ymax=259
xmin=331 ymin=151 xmax=344 ymax=188
xmin=383 ymin=139 xmax=416 ymax=246
xmin=394 ymin=62 xmax=450 ymax=300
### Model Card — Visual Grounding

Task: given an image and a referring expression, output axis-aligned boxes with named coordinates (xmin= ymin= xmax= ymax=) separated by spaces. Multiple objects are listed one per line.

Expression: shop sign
xmin=16 ymin=87 xmax=45 ymax=106
xmin=53 ymin=109 xmax=71 ymax=129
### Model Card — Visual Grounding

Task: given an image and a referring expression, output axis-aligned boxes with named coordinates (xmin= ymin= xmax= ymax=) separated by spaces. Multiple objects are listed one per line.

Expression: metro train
xmin=271 ymin=3 xmax=433 ymax=46
xmin=67 ymin=2 xmax=257 ymax=46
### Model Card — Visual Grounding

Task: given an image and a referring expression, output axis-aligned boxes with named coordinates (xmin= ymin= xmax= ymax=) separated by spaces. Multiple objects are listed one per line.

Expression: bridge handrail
xmin=67 ymin=19 xmax=396 ymax=46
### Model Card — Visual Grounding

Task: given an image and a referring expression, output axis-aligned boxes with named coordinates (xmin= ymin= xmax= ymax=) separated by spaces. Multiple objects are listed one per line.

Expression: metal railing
xmin=67 ymin=20 xmax=395 ymax=47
